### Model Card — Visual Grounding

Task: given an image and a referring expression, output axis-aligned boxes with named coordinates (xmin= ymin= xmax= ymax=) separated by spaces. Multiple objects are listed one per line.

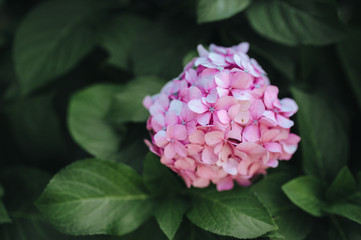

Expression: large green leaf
xmin=143 ymin=152 xmax=183 ymax=195
xmin=326 ymin=166 xmax=357 ymax=201
xmin=36 ymin=159 xmax=153 ymax=236
xmin=197 ymin=0 xmax=251 ymax=23
xmin=246 ymin=0 xmax=346 ymax=46
xmin=291 ymin=88 xmax=349 ymax=182
xmin=68 ymin=84 xmax=123 ymax=160
xmin=337 ymin=32 xmax=361 ymax=110
xmin=106 ymin=76 xmax=165 ymax=124
xmin=186 ymin=187 xmax=276 ymax=239
xmin=154 ymin=198 xmax=188 ymax=240
xmin=282 ymin=175 xmax=324 ymax=217
xmin=96 ymin=14 xmax=150 ymax=70
xmin=325 ymin=192 xmax=361 ymax=225
xmin=253 ymin=173 xmax=314 ymax=240
xmin=13 ymin=0 xmax=103 ymax=94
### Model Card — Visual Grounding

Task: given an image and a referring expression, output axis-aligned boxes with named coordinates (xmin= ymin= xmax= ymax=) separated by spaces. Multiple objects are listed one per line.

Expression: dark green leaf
xmin=13 ymin=0 xmax=104 ymax=94
xmin=291 ymin=88 xmax=349 ymax=181
xmin=186 ymin=187 xmax=276 ymax=239
xmin=4 ymin=93 xmax=69 ymax=161
xmin=36 ymin=159 xmax=153 ymax=236
xmin=337 ymin=31 xmax=361 ymax=110
xmin=154 ymin=197 xmax=188 ymax=240
xmin=328 ymin=217 xmax=361 ymax=240
xmin=131 ymin=21 xmax=195 ymax=79
xmin=106 ymin=76 xmax=165 ymax=124
xmin=253 ymin=173 xmax=314 ymax=240
xmin=119 ymin=218 xmax=167 ymax=240
xmin=197 ymin=0 xmax=251 ymax=23
xmin=143 ymin=152 xmax=183 ymax=195
xmin=68 ymin=84 xmax=123 ymax=160
xmin=246 ymin=0 xmax=346 ymax=46
xmin=325 ymin=192 xmax=361 ymax=224
xmin=282 ymin=175 xmax=324 ymax=217
xmin=0 ymin=185 xmax=11 ymax=224
xmin=97 ymin=14 xmax=150 ymax=70
xmin=326 ymin=166 xmax=357 ymax=201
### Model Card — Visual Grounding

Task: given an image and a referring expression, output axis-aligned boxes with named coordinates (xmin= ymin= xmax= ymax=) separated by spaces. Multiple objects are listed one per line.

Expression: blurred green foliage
xmin=0 ymin=0 xmax=361 ymax=239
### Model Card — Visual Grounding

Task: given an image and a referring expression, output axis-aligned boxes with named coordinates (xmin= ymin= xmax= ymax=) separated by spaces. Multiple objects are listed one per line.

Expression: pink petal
xmin=231 ymin=71 xmax=253 ymax=89
xmin=197 ymin=165 xmax=217 ymax=179
xmin=217 ymin=109 xmax=230 ymax=125
xmin=216 ymin=87 xmax=230 ymax=97
xmin=286 ymin=133 xmax=301 ymax=145
xmin=223 ymin=158 xmax=238 ymax=175
xmin=168 ymin=100 xmax=183 ymax=116
xmin=234 ymin=111 xmax=250 ymax=125
xmin=192 ymin=178 xmax=210 ymax=188
xmin=276 ymin=114 xmax=294 ymax=128
xmin=164 ymin=143 xmax=176 ymax=159
xmin=149 ymin=103 xmax=164 ymax=116
xmin=205 ymin=131 xmax=224 ymax=146
xmin=158 ymin=93 xmax=170 ymax=108
xmin=189 ymin=86 xmax=203 ymax=100
xmin=206 ymin=89 xmax=218 ymax=103
xmin=216 ymin=177 xmax=234 ymax=191
xmin=201 ymin=147 xmax=218 ymax=164
xmin=232 ymin=90 xmax=252 ymax=101
xmin=151 ymin=114 xmax=165 ymax=132
xmin=188 ymin=99 xmax=208 ymax=113
xmin=242 ymin=125 xmax=260 ymax=142
xmin=237 ymin=158 xmax=251 ymax=175
xmin=264 ymin=142 xmax=282 ymax=153
xmin=189 ymin=130 xmax=205 ymax=144
xmin=197 ymin=44 xmax=209 ymax=57
xmin=175 ymin=156 xmax=194 ymax=170
xmin=280 ymin=98 xmax=298 ymax=117
xmin=197 ymin=112 xmax=212 ymax=126
xmin=143 ymin=95 xmax=152 ymax=109
xmin=154 ymin=130 xmax=168 ymax=147
xmin=215 ymin=96 xmax=236 ymax=110
xmin=264 ymin=86 xmax=279 ymax=109
xmin=260 ymin=111 xmax=278 ymax=126
xmin=215 ymin=72 xmax=230 ymax=88
xmin=261 ymin=129 xmax=280 ymax=142
xmin=250 ymin=99 xmax=265 ymax=120
xmin=165 ymin=111 xmax=177 ymax=127
xmin=171 ymin=124 xmax=187 ymax=141
xmin=226 ymin=125 xmax=243 ymax=142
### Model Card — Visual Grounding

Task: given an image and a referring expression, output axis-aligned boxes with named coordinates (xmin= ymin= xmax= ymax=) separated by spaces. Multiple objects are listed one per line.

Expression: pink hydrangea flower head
xmin=143 ymin=42 xmax=300 ymax=191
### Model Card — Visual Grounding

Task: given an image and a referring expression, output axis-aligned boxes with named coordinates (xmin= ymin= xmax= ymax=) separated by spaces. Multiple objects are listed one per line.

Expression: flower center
xmin=209 ymin=107 xmax=215 ymax=113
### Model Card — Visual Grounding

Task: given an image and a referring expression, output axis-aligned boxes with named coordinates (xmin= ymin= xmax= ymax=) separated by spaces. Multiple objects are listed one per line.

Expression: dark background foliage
xmin=0 ymin=0 xmax=361 ymax=239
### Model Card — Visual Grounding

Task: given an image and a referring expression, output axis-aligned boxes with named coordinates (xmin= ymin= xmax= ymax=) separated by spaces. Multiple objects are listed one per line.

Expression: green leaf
xmin=246 ymin=0 xmax=346 ymax=46
xmin=96 ymin=14 xmax=150 ymax=70
xmin=337 ymin=31 xmax=361 ymax=110
xmin=106 ymin=76 xmax=165 ymax=124
xmin=291 ymin=88 xmax=349 ymax=182
xmin=282 ymin=175 xmax=324 ymax=217
xmin=131 ymin=21 xmax=195 ymax=79
xmin=253 ymin=173 xmax=314 ymax=240
xmin=328 ymin=217 xmax=361 ymax=240
xmin=68 ymin=84 xmax=123 ymax=160
xmin=186 ymin=187 xmax=276 ymax=239
xmin=197 ymin=0 xmax=251 ymax=23
xmin=154 ymin=198 xmax=188 ymax=240
xmin=0 ymin=185 xmax=11 ymax=224
xmin=36 ymin=159 xmax=153 ymax=236
xmin=4 ymin=93 xmax=69 ymax=162
xmin=143 ymin=152 xmax=183 ymax=195
xmin=325 ymin=192 xmax=361 ymax=225
xmin=119 ymin=218 xmax=167 ymax=240
xmin=13 ymin=0 xmax=106 ymax=95
xmin=326 ymin=166 xmax=357 ymax=201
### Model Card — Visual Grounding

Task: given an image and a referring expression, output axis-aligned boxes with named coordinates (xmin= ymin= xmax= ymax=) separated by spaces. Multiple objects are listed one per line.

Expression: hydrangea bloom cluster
xmin=143 ymin=43 xmax=300 ymax=191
